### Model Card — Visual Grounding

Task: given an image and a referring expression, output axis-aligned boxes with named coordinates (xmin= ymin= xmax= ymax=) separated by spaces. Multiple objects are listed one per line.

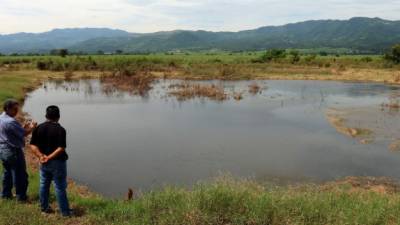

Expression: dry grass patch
xmin=101 ymin=73 xmax=156 ymax=96
xmin=326 ymin=108 xmax=373 ymax=139
xmin=248 ymin=82 xmax=262 ymax=95
xmin=169 ymin=82 xmax=228 ymax=101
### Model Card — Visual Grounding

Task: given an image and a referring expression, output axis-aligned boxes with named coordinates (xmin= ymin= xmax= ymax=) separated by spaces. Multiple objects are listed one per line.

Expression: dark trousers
xmin=0 ymin=147 xmax=29 ymax=201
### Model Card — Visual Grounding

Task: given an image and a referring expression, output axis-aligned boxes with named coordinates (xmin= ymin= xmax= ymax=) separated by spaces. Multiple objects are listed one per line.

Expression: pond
xmin=23 ymin=79 xmax=400 ymax=197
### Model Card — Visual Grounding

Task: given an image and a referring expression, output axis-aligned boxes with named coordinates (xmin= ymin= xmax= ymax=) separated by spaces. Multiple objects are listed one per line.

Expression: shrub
xmin=304 ymin=54 xmax=317 ymax=63
xmin=361 ymin=56 xmax=373 ymax=63
xmin=260 ymin=49 xmax=287 ymax=62
xmin=319 ymin=51 xmax=328 ymax=56
xmin=36 ymin=61 xmax=49 ymax=70
xmin=289 ymin=50 xmax=301 ymax=64
xmin=385 ymin=44 xmax=400 ymax=64
xmin=50 ymin=49 xmax=69 ymax=57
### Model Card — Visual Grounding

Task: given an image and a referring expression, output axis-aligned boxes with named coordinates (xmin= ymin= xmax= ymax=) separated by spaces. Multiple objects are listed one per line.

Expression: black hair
xmin=46 ymin=105 xmax=60 ymax=121
xmin=3 ymin=99 xmax=19 ymax=112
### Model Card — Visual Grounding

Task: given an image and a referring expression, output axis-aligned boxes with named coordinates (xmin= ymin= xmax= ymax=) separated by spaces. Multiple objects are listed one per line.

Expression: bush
xmin=50 ymin=49 xmax=69 ymax=57
xmin=304 ymin=54 xmax=317 ymax=63
xmin=361 ymin=56 xmax=373 ymax=63
xmin=289 ymin=50 xmax=301 ymax=64
xmin=36 ymin=61 xmax=48 ymax=70
xmin=260 ymin=49 xmax=287 ymax=62
xmin=319 ymin=51 xmax=328 ymax=56
xmin=385 ymin=44 xmax=400 ymax=64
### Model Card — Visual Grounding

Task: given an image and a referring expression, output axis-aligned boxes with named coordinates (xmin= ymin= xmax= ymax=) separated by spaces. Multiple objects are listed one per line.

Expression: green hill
xmin=1 ymin=17 xmax=400 ymax=54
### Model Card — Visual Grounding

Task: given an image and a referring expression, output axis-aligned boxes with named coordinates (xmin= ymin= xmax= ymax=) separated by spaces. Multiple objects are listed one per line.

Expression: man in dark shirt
xmin=30 ymin=105 xmax=71 ymax=217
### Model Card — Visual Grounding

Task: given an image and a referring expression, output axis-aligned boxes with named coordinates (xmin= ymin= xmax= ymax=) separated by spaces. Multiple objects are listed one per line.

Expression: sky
xmin=1 ymin=0 xmax=400 ymax=34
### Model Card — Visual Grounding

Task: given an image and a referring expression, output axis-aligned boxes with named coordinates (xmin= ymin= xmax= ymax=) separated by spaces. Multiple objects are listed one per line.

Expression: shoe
xmin=16 ymin=197 xmax=30 ymax=203
xmin=1 ymin=196 xmax=13 ymax=200
xmin=41 ymin=207 xmax=55 ymax=214
xmin=61 ymin=209 xmax=74 ymax=217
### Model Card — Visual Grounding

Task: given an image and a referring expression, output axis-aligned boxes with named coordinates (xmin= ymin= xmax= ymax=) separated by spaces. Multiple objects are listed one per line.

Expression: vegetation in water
xmin=169 ymin=82 xmax=228 ymax=101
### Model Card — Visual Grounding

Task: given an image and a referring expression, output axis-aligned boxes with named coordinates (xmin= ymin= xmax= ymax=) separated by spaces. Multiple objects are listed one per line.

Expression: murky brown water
xmin=23 ymin=79 xmax=400 ymax=196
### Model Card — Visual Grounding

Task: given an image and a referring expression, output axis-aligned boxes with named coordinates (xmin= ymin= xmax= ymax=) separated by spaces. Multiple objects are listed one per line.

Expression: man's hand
xmin=24 ymin=121 xmax=37 ymax=135
xmin=40 ymin=155 xmax=49 ymax=164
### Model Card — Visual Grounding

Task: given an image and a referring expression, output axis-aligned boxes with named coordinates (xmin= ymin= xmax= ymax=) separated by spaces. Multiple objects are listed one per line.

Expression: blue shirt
xmin=0 ymin=112 xmax=25 ymax=149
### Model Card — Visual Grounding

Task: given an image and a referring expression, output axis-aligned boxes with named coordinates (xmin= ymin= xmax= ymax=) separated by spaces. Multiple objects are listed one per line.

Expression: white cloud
xmin=0 ymin=0 xmax=400 ymax=34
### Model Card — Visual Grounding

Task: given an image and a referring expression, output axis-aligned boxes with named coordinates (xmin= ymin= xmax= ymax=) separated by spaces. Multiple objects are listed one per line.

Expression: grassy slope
xmin=1 ymin=65 xmax=400 ymax=224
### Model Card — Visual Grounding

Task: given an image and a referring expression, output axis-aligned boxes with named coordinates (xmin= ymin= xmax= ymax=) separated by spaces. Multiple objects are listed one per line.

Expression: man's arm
xmin=29 ymin=127 xmax=46 ymax=162
xmin=45 ymin=147 xmax=66 ymax=162
xmin=7 ymin=120 xmax=26 ymax=140
xmin=43 ymin=127 xmax=67 ymax=163
xmin=30 ymin=144 xmax=47 ymax=162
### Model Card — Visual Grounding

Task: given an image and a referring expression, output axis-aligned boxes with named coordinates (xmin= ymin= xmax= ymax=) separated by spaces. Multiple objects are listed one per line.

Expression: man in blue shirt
xmin=0 ymin=99 xmax=36 ymax=201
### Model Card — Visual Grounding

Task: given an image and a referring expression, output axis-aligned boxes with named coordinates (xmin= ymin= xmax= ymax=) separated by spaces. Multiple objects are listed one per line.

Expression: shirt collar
xmin=0 ymin=112 xmax=16 ymax=121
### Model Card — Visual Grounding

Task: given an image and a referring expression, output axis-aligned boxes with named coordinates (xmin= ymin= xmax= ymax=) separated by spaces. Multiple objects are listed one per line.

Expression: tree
xmin=59 ymin=49 xmax=69 ymax=57
xmin=289 ymin=50 xmax=301 ymax=64
xmin=385 ymin=44 xmax=400 ymax=64
xmin=260 ymin=49 xmax=287 ymax=62
xmin=115 ymin=50 xmax=123 ymax=55
xmin=50 ymin=49 xmax=69 ymax=57
xmin=319 ymin=51 xmax=328 ymax=56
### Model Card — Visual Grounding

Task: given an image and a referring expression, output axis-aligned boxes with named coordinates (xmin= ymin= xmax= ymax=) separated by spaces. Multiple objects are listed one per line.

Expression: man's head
xmin=46 ymin=105 xmax=60 ymax=122
xmin=3 ymin=99 xmax=19 ymax=117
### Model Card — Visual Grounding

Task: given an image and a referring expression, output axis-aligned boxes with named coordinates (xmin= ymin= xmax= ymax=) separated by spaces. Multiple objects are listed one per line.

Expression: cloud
xmin=0 ymin=0 xmax=400 ymax=34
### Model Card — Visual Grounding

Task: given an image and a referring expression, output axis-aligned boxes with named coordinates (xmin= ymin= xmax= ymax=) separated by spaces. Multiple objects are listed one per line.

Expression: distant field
xmin=1 ymin=52 xmax=399 ymax=84
xmin=0 ymin=52 xmax=391 ymax=71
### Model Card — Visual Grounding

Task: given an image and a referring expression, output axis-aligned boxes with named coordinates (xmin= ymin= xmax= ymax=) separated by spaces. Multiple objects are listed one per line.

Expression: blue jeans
xmin=40 ymin=160 xmax=70 ymax=216
xmin=0 ymin=146 xmax=28 ymax=201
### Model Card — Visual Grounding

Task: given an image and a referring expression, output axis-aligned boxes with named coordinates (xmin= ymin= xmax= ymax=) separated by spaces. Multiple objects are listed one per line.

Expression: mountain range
xmin=1 ymin=17 xmax=400 ymax=54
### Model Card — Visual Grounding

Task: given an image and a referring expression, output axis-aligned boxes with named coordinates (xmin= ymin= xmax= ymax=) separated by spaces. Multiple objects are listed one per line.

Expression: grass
xmin=2 ymin=172 xmax=400 ymax=225
xmin=2 ymin=55 xmax=400 ymax=224
xmin=0 ymin=74 xmax=35 ymax=102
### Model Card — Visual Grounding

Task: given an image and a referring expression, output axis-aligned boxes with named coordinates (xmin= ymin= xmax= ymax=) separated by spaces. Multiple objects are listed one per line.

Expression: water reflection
xmin=23 ymin=79 xmax=400 ymax=197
